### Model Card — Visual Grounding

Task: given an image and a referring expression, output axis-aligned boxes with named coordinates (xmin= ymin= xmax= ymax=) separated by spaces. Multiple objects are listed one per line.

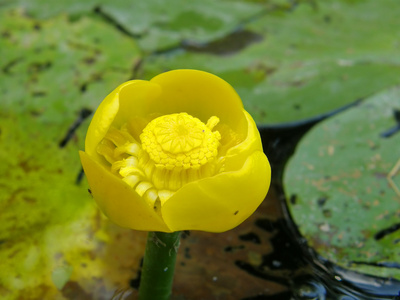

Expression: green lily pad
xmin=103 ymin=0 xmax=263 ymax=52
xmin=1 ymin=0 xmax=263 ymax=53
xmin=0 ymin=10 xmax=146 ymax=299
xmin=0 ymin=9 xmax=140 ymax=117
xmin=284 ymin=86 xmax=400 ymax=280
xmin=143 ymin=0 xmax=400 ymax=124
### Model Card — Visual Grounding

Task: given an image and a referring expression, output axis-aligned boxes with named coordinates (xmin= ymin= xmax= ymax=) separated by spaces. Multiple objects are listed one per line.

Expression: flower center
xmin=140 ymin=113 xmax=221 ymax=170
xmin=96 ymin=112 xmax=222 ymax=210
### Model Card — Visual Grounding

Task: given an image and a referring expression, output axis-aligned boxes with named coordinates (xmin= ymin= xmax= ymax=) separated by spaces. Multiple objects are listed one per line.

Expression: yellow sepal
xmin=79 ymin=151 xmax=171 ymax=232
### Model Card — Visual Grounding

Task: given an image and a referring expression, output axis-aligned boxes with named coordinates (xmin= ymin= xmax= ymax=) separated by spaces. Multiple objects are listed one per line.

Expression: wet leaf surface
xmin=1 ymin=0 xmax=263 ymax=52
xmin=0 ymin=9 xmax=140 ymax=116
xmin=284 ymin=86 xmax=400 ymax=280
xmin=143 ymin=0 xmax=400 ymax=124
xmin=0 ymin=9 xmax=143 ymax=299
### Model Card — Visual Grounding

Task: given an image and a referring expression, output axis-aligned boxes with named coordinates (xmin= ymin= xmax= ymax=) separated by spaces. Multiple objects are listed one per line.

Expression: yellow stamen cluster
xmin=97 ymin=113 xmax=223 ymax=209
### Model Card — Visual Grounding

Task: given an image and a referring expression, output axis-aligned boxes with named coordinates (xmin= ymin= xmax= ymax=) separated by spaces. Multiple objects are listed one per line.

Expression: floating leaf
xmin=1 ymin=0 xmax=263 ymax=52
xmin=284 ymin=86 xmax=400 ymax=280
xmin=103 ymin=0 xmax=263 ymax=52
xmin=143 ymin=0 xmax=400 ymax=124
xmin=0 ymin=10 xmax=140 ymax=117
xmin=0 ymin=10 xmax=145 ymax=300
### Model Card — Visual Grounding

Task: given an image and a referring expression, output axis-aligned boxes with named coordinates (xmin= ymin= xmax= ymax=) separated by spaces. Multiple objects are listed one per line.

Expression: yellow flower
xmin=79 ymin=70 xmax=271 ymax=232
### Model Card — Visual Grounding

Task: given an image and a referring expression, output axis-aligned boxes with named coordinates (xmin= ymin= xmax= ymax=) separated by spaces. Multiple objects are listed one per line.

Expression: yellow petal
xmin=112 ymin=80 xmax=161 ymax=129
xmin=81 ymin=70 xmax=271 ymax=233
xmin=79 ymin=151 xmax=171 ymax=232
xmin=85 ymin=80 xmax=160 ymax=163
xmin=86 ymin=70 xmax=249 ymax=158
xmin=161 ymin=150 xmax=271 ymax=232
xmin=149 ymin=69 xmax=247 ymax=136
xmin=224 ymin=110 xmax=264 ymax=172
xmin=85 ymin=82 xmax=124 ymax=158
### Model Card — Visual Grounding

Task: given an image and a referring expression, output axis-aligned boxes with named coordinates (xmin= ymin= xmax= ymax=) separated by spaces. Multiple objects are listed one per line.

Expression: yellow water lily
xmin=79 ymin=70 xmax=271 ymax=232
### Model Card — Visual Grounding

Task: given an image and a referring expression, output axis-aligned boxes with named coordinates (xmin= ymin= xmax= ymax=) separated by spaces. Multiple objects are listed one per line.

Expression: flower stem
xmin=138 ymin=231 xmax=181 ymax=300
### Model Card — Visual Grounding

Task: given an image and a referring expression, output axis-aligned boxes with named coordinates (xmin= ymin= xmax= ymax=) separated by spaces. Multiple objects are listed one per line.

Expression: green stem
xmin=138 ymin=231 xmax=181 ymax=300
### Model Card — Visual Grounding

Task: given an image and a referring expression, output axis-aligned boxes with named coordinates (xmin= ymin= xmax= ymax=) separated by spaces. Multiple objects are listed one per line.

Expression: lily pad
xmin=143 ymin=0 xmax=400 ymax=124
xmin=0 ymin=9 xmax=140 ymax=117
xmin=1 ymin=0 xmax=263 ymax=53
xmin=0 ymin=10 xmax=146 ymax=299
xmin=284 ymin=86 xmax=400 ymax=280
xmin=104 ymin=0 xmax=263 ymax=52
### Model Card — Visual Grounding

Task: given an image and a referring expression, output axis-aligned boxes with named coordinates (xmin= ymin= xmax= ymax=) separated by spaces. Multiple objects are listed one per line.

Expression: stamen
xmin=136 ymin=182 xmax=153 ymax=197
xmin=97 ymin=139 xmax=117 ymax=163
xmin=206 ymin=116 xmax=220 ymax=130
xmin=97 ymin=112 xmax=225 ymax=209
xmin=145 ymin=189 xmax=159 ymax=207
xmin=122 ymin=175 xmax=141 ymax=188
xmin=120 ymin=166 xmax=144 ymax=178
xmin=114 ymin=142 xmax=141 ymax=156
xmin=105 ymin=127 xmax=134 ymax=146
xmin=111 ymin=156 xmax=138 ymax=173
